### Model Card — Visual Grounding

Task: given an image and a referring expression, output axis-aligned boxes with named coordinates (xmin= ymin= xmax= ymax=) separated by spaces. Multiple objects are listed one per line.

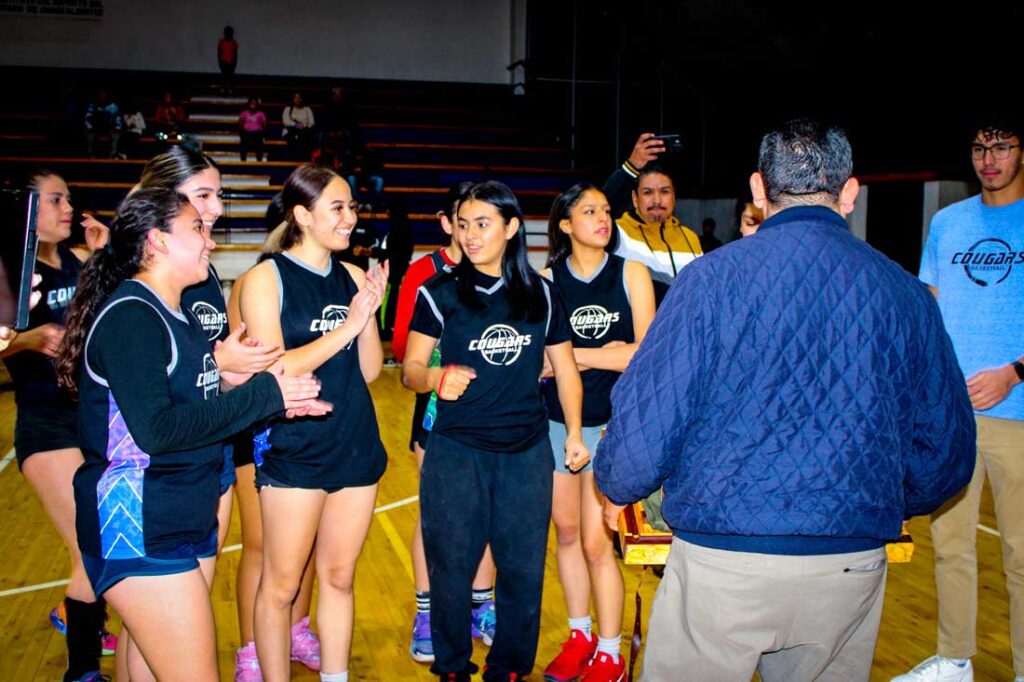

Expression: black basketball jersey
xmin=257 ymin=253 xmax=387 ymax=489
xmin=543 ymin=254 xmax=634 ymax=426
xmin=74 ymin=279 xmax=224 ymax=559
xmin=4 ymin=245 xmax=82 ymax=406
xmin=409 ymin=269 xmax=571 ymax=453
xmin=181 ymin=264 xmax=229 ymax=343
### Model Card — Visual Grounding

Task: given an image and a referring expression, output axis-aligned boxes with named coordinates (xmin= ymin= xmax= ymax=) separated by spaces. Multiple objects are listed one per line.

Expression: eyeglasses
xmin=971 ymin=143 xmax=1020 ymax=161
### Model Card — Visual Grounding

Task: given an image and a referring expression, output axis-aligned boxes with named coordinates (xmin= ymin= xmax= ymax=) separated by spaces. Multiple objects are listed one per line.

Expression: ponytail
xmin=57 ymin=189 xmax=189 ymax=394
xmin=546 ymin=182 xmax=601 ymax=267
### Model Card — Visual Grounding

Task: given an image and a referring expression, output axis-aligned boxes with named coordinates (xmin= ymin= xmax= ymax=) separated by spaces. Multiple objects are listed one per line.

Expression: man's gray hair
xmin=758 ymin=119 xmax=852 ymax=205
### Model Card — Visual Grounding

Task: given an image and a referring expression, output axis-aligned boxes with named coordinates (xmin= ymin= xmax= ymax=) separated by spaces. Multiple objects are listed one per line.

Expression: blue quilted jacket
xmin=594 ymin=206 xmax=976 ymax=555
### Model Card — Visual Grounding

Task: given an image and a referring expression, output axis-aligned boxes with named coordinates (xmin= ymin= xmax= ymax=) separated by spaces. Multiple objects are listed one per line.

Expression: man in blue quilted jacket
xmin=594 ymin=119 xmax=976 ymax=681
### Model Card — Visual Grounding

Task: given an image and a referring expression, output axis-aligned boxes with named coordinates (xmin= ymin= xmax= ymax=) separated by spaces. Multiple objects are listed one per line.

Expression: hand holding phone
xmin=652 ymin=134 xmax=683 ymax=154
xmin=0 ymin=190 xmax=41 ymax=331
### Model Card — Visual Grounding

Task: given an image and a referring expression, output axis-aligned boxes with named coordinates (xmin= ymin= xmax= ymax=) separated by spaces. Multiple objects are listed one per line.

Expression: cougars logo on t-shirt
xmin=570 ymin=305 xmax=620 ymax=340
xmin=47 ymin=285 xmax=77 ymax=311
xmin=191 ymin=301 xmax=227 ymax=341
xmin=310 ymin=304 xmax=354 ymax=349
xmin=468 ymin=324 xmax=532 ymax=366
xmin=195 ymin=352 xmax=220 ymax=400
xmin=949 ymin=238 xmax=1023 ymax=287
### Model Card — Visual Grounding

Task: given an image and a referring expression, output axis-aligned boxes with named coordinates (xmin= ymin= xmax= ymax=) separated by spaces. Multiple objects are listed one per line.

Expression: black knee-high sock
xmin=63 ymin=596 xmax=104 ymax=681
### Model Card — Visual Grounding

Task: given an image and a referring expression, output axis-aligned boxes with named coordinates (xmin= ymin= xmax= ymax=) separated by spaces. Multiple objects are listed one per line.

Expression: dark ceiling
xmin=526 ymin=0 xmax=1024 ymax=195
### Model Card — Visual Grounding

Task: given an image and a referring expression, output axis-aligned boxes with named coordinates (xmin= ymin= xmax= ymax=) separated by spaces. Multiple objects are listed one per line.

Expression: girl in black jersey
xmin=139 ymin=148 xmax=284 ymax=552
xmin=129 ymin=148 xmax=305 ymax=680
xmin=55 ymin=188 xmax=327 ymax=682
xmin=393 ymin=182 xmax=498 ymax=664
xmin=228 ymin=257 xmax=322 ymax=680
xmin=0 ymin=170 xmax=113 ymax=682
xmin=240 ymin=165 xmax=388 ymax=682
xmin=404 ymin=181 xmax=588 ymax=682
xmin=540 ymin=184 xmax=655 ymax=682
xmin=142 ymin=150 xmax=320 ymax=677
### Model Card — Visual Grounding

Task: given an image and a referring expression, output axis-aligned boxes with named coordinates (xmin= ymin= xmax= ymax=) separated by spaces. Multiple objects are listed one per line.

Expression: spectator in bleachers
xmin=153 ymin=91 xmax=186 ymax=136
xmin=738 ymin=200 xmax=764 ymax=238
xmin=379 ymin=194 xmax=414 ymax=340
xmin=217 ymin=25 xmax=238 ymax=94
xmin=336 ymin=219 xmax=379 ymax=272
xmin=121 ymin=98 xmax=146 ymax=159
xmin=282 ymin=92 xmax=316 ymax=160
xmin=84 ymin=89 xmax=123 ymax=158
xmin=311 ymin=141 xmax=341 ymax=173
xmin=337 ymin=130 xmax=384 ymax=211
xmin=238 ymin=97 xmax=267 ymax=162
xmin=322 ymin=86 xmax=358 ymax=139
xmin=699 ymin=217 xmax=723 ymax=252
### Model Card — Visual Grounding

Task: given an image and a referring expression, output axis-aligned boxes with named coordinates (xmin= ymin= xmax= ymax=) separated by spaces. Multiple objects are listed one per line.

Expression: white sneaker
xmin=891 ymin=656 xmax=973 ymax=682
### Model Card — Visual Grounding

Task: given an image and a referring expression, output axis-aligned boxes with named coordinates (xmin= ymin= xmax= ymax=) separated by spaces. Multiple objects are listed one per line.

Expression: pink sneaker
xmin=290 ymin=616 xmax=321 ymax=671
xmin=235 ymin=641 xmax=261 ymax=682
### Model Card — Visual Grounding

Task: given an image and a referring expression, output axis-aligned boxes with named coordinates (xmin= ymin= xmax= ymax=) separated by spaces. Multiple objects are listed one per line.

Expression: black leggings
xmin=420 ymin=431 xmax=554 ymax=679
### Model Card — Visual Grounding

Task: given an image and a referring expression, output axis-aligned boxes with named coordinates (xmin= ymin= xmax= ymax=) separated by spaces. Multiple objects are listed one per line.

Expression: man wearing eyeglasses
xmin=895 ymin=119 xmax=1024 ymax=682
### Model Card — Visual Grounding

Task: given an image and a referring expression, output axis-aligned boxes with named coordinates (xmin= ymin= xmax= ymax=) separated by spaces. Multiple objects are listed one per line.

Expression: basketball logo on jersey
xmin=950 ymin=238 xmax=1022 ymax=287
xmin=191 ymin=301 xmax=227 ymax=341
xmin=310 ymin=305 xmax=354 ymax=348
xmin=195 ymin=353 xmax=220 ymax=399
xmin=47 ymin=285 xmax=76 ymax=310
xmin=468 ymin=324 xmax=532 ymax=366
xmin=570 ymin=305 xmax=620 ymax=340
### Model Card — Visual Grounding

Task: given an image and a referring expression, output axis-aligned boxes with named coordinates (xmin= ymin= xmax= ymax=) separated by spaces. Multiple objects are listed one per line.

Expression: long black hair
xmin=453 ymin=181 xmax=546 ymax=323
xmin=546 ymin=182 xmax=602 ymax=267
xmin=57 ymin=189 xmax=190 ymax=393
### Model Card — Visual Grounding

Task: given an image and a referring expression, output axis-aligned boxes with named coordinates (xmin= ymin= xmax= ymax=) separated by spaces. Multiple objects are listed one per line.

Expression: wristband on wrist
xmin=436 ymin=365 xmax=453 ymax=396
xmin=1013 ymin=359 xmax=1024 ymax=383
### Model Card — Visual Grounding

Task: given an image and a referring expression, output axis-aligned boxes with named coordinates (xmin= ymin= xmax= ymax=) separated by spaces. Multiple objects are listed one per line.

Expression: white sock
xmin=568 ymin=615 xmax=592 ymax=638
xmin=320 ymin=672 xmax=348 ymax=682
xmin=597 ymin=635 xmax=622 ymax=662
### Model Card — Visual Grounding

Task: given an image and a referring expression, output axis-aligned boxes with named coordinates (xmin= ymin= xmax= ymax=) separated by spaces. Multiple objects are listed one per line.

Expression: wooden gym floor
xmin=0 ymin=366 xmax=1013 ymax=680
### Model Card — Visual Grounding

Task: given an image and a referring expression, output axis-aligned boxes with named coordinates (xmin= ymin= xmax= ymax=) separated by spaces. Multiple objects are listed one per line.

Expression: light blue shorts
xmin=548 ymin=421 xmax=604 ymax=475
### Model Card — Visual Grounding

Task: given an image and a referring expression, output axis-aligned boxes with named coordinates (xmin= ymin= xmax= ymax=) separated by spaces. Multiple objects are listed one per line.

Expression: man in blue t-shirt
xmin=896 ymin=119 xmax=1024 ymax=682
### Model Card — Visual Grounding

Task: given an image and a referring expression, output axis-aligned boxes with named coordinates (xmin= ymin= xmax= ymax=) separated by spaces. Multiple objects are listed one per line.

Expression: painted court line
xmin=0 ymin=448 xmax=15 ymax=474
xmin=0 ymin=494 xmax=419 ymax=598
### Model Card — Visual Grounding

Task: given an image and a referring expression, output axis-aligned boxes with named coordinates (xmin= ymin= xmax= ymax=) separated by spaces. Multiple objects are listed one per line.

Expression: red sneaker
xmin=544 ymin=629 xmax=597 ymax=681
xmin=580 ymin=652 xmax=625 ymax=682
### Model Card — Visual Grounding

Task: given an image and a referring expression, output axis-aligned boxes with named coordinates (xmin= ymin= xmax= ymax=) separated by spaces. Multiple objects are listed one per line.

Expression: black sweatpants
xmin=420 ymin=431 xmax=554 ymax=679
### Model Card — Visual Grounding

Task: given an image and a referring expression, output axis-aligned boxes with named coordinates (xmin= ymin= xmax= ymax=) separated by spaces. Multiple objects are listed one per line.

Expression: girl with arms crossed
xmin=541 ymin=183 xmax=655 ymax=682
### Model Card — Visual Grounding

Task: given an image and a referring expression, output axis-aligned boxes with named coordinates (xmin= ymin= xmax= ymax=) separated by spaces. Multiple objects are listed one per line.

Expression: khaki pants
xmin=931 ymin=414 xmax=1024 ymax=672
xmin=641 ymin=538 xmax=887 ymax=681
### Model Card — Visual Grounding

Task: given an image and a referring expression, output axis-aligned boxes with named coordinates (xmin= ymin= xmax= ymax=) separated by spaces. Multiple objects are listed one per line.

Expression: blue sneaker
xmin=410 ymin=611 xmax=435 ymax=663
xmin=67 ymin=674 xmax=110 ymax=682
xmin=471 ymin=600 xmax=496 ymax=646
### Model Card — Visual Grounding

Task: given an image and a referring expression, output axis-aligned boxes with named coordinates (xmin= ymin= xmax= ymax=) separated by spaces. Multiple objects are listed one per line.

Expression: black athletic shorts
xmin=230 ymin=430 xmax=255 ymax=468
xmin=15 ymin=401 xmax=79 ymax=468
xmin=410 ymin=392 xmax=430 ymax=452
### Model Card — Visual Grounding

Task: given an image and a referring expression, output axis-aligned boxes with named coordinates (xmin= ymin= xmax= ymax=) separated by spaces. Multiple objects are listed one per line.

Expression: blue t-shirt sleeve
xmin=409 ymin=286 xmax=444 ymax=339
xmin=919 ymin=218 xmax=940 ymax=286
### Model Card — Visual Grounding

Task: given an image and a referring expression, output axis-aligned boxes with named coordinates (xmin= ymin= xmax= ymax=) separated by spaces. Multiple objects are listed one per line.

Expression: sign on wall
xmin=0 ymin=0 xmax=103 ymax=18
